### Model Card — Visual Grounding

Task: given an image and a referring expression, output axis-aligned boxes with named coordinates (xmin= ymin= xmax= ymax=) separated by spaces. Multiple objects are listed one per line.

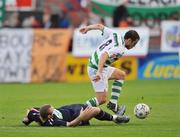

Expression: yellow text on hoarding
xmin=144 ymin=63 xmax=180 ymax=78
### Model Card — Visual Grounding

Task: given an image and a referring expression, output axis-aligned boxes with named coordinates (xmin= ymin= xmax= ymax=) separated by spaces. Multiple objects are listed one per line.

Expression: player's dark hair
xmin=124 ymin=30 xmax=140 ymax=41
xmin=40 ymin=104 xmax=51 ymax=121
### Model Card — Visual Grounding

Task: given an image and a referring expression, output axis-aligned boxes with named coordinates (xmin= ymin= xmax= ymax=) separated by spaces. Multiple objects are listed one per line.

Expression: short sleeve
xmin=101 ymin=26 xmax=113 ymax=39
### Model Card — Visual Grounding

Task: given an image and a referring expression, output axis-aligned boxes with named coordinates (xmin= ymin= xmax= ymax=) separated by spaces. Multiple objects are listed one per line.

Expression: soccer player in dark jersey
xmin=22 ymin=104 xmax=129 ymax=127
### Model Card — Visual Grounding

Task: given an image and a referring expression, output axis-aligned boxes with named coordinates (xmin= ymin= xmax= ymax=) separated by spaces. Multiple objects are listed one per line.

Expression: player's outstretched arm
xmin=80 ymin=24 xmax=104 ymax=34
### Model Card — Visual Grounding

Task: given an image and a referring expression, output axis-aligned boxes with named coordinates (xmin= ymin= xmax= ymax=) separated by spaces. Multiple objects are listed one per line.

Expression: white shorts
xmin=87 ymin=66 xmax=115 ymax=92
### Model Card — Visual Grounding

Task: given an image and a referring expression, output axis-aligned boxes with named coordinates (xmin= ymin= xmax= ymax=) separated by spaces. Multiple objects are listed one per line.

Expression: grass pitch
xmin=0 ymin=80 xmax=180 ymax=137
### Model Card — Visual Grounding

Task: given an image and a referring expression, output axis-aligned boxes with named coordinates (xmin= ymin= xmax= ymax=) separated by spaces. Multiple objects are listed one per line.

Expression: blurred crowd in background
xmin=3 ymin=0 xmax=103 ymax=28
xmin=1 ymin=0 xmax=180 ymax=52
xmin=3 ymin=0 xmax=179 ymax=28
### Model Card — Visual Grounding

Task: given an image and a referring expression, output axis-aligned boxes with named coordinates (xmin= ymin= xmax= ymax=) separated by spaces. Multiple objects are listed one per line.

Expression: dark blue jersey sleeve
xmin=42 ymin=119 xmax=67 ymax=127
xmin=27 ymin=108 xmax=43 ymax=125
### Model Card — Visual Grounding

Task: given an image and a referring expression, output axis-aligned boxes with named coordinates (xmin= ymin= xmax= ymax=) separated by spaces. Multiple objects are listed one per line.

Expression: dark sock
xmin=94 ymin=109 xmax=113 ymax=121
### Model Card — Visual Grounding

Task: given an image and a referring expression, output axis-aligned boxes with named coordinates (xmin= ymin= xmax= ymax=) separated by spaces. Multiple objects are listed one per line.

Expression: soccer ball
xmin=134 ymin=103 xmax=150 ymax=119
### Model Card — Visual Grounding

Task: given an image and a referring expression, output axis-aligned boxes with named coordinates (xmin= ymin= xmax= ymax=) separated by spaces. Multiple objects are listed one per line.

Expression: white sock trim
xmin=112 ymin=85 xmax=122 ymax=90
xmin=116 ymin=80 xmax=124 ymax=84
xmin=112 ymin=115 xmax=117 ymax=121
xmin=94 ymin=97 xmax=99 ymax=106
xmin=86 ymin=101 xmax=92 ymax=107
xmin=111 ymin=92 xmax=120 ymax=97
xmin=109 ymin=99 xmax=118 ymax=104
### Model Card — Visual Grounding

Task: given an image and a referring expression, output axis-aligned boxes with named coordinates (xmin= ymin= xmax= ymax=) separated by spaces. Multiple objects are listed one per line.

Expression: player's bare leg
xmin=95 ymin=92 xmax=108 ymax=105
xmin=86 ymin=91 xmax=108 ymax=107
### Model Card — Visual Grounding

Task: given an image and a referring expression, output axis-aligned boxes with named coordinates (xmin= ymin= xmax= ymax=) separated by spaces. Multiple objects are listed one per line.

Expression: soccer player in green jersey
xmin=80 ymin=24 xmax=140 ymax=113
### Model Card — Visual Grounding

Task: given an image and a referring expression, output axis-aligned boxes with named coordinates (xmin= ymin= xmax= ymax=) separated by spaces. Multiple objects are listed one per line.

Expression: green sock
xmin=86 ymin=97 xmax=99 ymax=107
xmin=110 ymin=80 xmax=124 ymax=104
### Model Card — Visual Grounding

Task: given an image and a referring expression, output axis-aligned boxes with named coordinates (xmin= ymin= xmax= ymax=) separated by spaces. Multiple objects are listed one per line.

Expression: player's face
xmin=125 ymin=39 xmax=139 ymax=49
xmin=47 ymin=106 xmax=54 ymax=119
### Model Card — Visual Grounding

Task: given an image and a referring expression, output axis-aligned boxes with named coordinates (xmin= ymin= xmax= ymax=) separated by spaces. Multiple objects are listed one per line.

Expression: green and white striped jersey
xmin=88 ymin=27 xmax=125 ymax=70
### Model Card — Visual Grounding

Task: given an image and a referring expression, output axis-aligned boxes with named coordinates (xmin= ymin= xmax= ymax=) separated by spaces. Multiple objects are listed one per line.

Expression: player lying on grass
xmin=22 ymin=103 xmax=129 ymax=127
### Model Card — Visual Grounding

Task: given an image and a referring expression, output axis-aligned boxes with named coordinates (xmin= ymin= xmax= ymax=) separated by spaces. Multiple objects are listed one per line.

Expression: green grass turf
xmin=0 ymin=80 xmax=180 ymax=137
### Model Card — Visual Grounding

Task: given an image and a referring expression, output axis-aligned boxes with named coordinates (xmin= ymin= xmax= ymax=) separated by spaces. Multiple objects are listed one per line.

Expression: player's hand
xmin=78 ymin=107 xmax=94 ymax=121
xmin=79 ymin=107 xmax=86 ymax=120
xmin=79 ymin=27 xmax=88 ymax=34
xmin=92 ymin=71 xmax=101 ymax=82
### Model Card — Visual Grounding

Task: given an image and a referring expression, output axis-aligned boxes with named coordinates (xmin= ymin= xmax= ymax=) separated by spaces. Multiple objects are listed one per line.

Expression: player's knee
xmin=117 ymin=71 xmax=126 ymax=80
xmin=121 ymin=71 xmax=126 ymax=79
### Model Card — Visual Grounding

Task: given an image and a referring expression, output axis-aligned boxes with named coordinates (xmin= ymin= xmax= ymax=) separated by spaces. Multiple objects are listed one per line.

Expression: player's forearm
xmin=66 ymin=107 xmax=97 ymax=127
xmin=66 ymin=117 xmax=82 ymax=127
xmin=86 ymin=24 xmax=104 ymax=32
xmin=98 ymin=52 xmax=109 ymax=73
